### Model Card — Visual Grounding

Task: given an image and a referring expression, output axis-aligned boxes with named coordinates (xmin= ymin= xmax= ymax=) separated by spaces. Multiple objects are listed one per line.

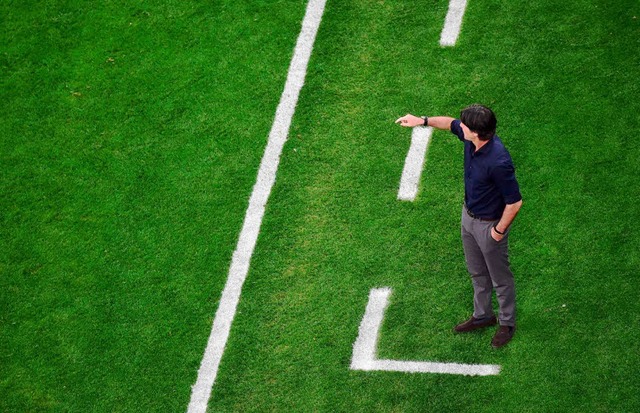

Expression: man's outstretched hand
xmin=395 ymin=114 xmax=424 ymax=127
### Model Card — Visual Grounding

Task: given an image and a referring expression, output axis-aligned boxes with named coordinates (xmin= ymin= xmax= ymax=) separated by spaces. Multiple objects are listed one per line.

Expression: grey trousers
xmin=461 ymin=206 xmax=516 ymax=327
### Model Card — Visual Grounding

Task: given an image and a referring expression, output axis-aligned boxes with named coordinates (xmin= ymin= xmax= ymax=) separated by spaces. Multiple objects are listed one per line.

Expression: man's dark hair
xmin=460 ymin=104 xmax=497 ymax=141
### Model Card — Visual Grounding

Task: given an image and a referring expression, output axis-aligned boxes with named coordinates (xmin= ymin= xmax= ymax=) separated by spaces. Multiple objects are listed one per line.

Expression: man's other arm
xmin=492 ymin=200 xmax=523 ymax=241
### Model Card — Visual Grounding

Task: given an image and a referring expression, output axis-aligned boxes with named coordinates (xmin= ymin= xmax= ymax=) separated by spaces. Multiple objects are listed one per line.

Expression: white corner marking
xmin=351 ymin=288 xmax=501 ymax=376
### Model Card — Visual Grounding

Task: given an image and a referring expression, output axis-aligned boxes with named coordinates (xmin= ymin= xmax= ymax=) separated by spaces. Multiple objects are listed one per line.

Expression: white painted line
xmin=370 ymin=359 xmax=500 ymax=376
xmin=440 ymin=0 xmax=468 ymax=47
xmin=351 ymin=288 xmax=501 ymax=376
xmin=398 ymin=126 xmax=432 ymax=201
xmin=186 ymin=1 xmax=327 ymax=412
xmin=351 ymin=288 xmax=392 ymax=371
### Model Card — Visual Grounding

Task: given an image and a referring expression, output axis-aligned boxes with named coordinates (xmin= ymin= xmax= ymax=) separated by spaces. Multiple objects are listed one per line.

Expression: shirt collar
xmin=472 ymin=136 xmax=495 ymax=155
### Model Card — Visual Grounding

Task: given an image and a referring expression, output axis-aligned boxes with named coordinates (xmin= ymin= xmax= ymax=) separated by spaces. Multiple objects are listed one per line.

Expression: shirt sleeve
xmin=491 ymin=162 xmax=522 ymax=204
xmin=450 ymin=119 xmax=465 ymax=142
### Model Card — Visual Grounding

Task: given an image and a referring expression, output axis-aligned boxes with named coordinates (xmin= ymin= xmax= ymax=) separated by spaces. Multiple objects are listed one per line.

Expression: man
xmin=396 ymin=104 xmax=523 ymax=348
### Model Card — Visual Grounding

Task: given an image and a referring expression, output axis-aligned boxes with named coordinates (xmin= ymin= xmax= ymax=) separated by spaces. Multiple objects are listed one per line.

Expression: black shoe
xmin=491 ymin=325 xmax=515 ymax=348
xmin=454 ymin=316 xmax=497 ymax=333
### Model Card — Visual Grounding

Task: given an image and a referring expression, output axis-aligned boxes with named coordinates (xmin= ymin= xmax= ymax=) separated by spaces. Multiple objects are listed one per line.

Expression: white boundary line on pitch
xmin=440 ymin=0 xmax=468 ymax=46
xmin=351 ymin=288 xmax=501 ymax=376
xmin=398 ymin=126 xmax=432 ymax=201
xmin=186 ymin=1 xmax=327 ymax=412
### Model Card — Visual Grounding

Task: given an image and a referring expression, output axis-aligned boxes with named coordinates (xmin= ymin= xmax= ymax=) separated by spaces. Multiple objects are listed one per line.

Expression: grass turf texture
xmin=1 ymin=0 xmax=308 ymax=410
xmin=2 ymin=0 xmax=639 ymax=412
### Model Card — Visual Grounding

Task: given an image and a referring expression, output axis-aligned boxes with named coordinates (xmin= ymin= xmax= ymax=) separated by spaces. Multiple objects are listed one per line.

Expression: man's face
xmin=460 ymin=122 xmax=478 ymax=141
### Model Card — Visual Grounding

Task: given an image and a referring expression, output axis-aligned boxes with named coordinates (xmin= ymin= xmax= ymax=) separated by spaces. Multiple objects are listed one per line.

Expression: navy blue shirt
xmin=451 ymin=119 xmax=522 ymax=220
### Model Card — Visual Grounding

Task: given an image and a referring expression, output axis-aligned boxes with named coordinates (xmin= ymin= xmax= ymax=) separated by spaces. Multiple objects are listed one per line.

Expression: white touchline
xmin=186 ymin=1 xmax=327 ymax=412
xmin=351 ymin=288 xmax=501 ymax=376
xmin=440 ymin=0 xmax=468 ymax=47
xmin=398 ymin=126 xmax=432 ymax=201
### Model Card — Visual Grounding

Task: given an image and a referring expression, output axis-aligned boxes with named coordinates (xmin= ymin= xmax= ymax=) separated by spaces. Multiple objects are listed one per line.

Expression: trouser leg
xmin=461 ymin=206 xmax=516 ymax=326
xmin=481 ymin=233 xmax=516 ymax=326
xmin=461 ymin=214 xmax=494 ymax=320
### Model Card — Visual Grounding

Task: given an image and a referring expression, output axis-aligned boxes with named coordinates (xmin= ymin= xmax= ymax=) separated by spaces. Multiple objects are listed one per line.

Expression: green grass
xmin=2 ymin=0 xmax=640 ymax=412
xmin=2 ymin=0 xmax=307 ymax=410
